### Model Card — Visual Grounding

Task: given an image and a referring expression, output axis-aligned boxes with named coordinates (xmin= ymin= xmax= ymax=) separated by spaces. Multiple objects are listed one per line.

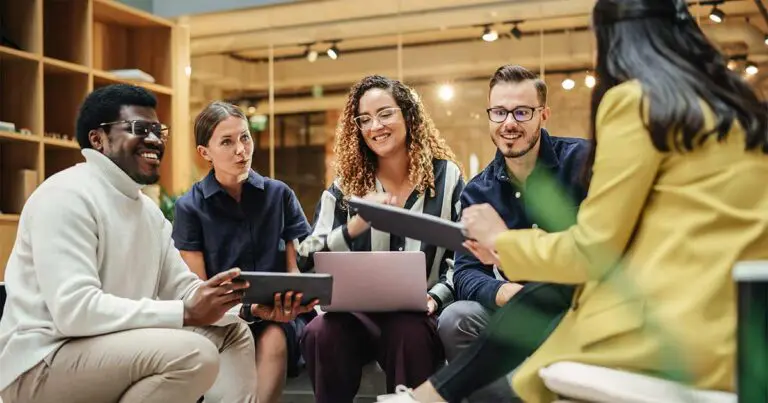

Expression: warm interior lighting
xmin=562 ymin=77 xmax=575 ymax=91
xmin=585 ymin=73 xmax=596 ymax=88
xmin=709 ymin=6 xmax=724 ymax=23
xmin=745 ymin=62 xmax=759 ymax=76
xmin=482 ymin=26 xmax=498 ymax=42
xmin=326 ymin=44 xmax=339 ymax=60
xmin=438 ymin=84 xmax=455 ymax=101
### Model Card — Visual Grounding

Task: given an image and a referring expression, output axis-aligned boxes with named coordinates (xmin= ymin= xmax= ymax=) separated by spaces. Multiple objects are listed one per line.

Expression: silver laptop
xmin=313 ymin=251 xmax=427 ymax=312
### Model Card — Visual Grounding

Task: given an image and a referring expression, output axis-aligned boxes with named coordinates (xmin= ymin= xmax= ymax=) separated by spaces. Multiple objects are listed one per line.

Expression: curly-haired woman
xmin=297 ymin=75 xmax=465 ymax=403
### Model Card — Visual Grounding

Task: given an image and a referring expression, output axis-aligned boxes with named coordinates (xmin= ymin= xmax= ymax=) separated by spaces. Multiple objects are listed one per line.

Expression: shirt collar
xmin=492 ymin=128 xmax=560 ymax=181
xmin=201 ymin=169 xmax=265 ymax=199
xmin=82 ymin=148 xmax=144 ymax=199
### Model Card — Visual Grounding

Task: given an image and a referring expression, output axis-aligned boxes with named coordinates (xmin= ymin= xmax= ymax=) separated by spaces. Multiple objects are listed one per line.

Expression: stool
xmin=539 ymin=362 xmax=736 ymax=403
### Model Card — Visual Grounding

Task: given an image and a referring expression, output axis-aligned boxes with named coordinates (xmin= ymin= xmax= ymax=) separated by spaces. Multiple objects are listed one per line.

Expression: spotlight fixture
xmin=745 ymin=61 xmax=759 ymax=76
xmin=727 ymin=59 xmax=737 ymax=71
xmin=562 ymin=77 xmax=575 ymax=91
xmin=482 ymin=26 xmax=498 ymax=42
xmin=326 ymin=42 xmax=339 ymax=60
xmin=709 ymin=6 xmax=724 ymax=23
xmin=764 ymin=34 xmax=768 ymax=46
xmin=510 ymin=23 xmax=522 ymax=40
xmin=585 ymin=72 xmax=596 ymax=89
xmin=304 ymin=44 xmax=318 ymax=62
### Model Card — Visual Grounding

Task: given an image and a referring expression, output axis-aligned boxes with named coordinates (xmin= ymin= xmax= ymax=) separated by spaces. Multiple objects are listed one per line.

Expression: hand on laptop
xmin=184 ymin=268 xmax=248 ymax=327
xmin=348 ymin=192 xmax=399 ymax=237
xmin=252 ymin=291 xmax=319 ymax=323
xmin=426 ymin=295 xmax=438 ymax=315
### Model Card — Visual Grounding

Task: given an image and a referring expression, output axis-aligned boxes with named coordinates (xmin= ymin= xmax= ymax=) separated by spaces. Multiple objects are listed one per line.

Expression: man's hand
xmin=463 ymin=240 xmax=501 ymax=267
xmin=495 ymin=282 xmax=523 ymax=307
xmin=427 ymin=294 xmax=438 ymax=316
xmin=183 ymin=268 xmax=247 ymax=327
xmin=252 ymin=291 xmax=319 ymax=323
xmin=461 ymin=204 xmax=508 ymax=249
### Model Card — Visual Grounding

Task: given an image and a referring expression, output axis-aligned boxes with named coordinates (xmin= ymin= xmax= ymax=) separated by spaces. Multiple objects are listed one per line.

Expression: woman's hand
xmin=348 ymin=192 xmax=398 ymax=238
xmin=463 ymin=240 xmax=501 ymax=267
xmin=252 ymin=291 xmax=319 ymax=323
xmin=426 ymin=294 xmax=438 ymax=316
xmin=461 ymin=204 xmax=508 ymax=250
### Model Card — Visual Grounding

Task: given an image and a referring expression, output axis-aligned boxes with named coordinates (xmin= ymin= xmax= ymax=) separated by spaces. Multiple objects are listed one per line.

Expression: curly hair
xmin=333 ymin=75 xmax=461 ymax=199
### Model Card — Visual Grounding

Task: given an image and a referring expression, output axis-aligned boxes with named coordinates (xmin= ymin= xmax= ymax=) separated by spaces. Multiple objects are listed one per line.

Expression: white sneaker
xmin=377 ymin=385 xmax=419 ymax=402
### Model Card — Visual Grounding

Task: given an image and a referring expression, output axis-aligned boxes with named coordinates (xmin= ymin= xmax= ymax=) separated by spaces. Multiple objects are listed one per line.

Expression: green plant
xmin=159 ymin=188 xmax=182 ymax=223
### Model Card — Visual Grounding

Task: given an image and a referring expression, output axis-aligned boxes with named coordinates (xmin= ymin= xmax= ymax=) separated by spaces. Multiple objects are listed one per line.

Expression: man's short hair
xmin=76 ymin=84 xmax=158 ymax=149
xmin=489 ymin=65 xmax=548 ymax=106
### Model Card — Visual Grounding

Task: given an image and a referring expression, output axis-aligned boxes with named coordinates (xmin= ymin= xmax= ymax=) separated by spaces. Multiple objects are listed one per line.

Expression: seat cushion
xmin=539 ymin=362 xmax=736 ymax=403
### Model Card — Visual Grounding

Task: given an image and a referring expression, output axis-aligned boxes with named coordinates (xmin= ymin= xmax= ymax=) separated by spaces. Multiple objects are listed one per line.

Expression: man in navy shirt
xmin=171 ymin=101 xmax=314 ymax=403
xmin=436 ymin=65 xmax=589 ymax=402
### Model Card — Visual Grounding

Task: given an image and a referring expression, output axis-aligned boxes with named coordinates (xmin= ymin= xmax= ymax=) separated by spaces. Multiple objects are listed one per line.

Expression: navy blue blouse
xmin=172 ymin=169 xmax=311 ymax=279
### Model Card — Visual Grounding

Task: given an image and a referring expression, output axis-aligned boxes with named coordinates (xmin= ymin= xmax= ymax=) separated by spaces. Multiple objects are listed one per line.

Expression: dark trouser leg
xmin=369 ymin=312 xmax=445 ymax=393
xmin=300 ymin=312 xmax=373 ymax=403
xmin=438 ymin=301 xmax=517 ymax=403
xmin=430 ymin=284 xmax=572 ymax=403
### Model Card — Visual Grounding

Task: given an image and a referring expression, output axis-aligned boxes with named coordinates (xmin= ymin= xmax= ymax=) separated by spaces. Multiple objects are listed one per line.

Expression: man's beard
xmin=495 ymin=123 xmax=541 ymax=158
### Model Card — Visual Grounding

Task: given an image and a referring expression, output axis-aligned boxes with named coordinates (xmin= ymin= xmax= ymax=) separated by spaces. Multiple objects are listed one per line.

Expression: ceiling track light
xmin=709 ymin=5 xmax=725 ymax=23
xmin=482 ymin=25 xmax=498 ymax=42
xmin=326 ymin=42 xmax=339 ymax=60
xmin=510 ymin=23 xmax=522 ymax=40
xmin=303 ymin=44 xmax=318 ymax=62
xmin=745 ymin=61 xmax=759 ymax=76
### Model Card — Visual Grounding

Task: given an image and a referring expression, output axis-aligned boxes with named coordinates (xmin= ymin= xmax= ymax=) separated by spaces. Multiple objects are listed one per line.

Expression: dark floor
xmin=281 ymin=362 xmax=387 ymax=403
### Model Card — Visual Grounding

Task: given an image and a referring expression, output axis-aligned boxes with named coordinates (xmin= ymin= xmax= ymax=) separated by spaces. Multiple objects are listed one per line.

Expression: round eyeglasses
xmin=99 ymin=119 xmax=170 ymax=142
xmin=353 ymin=107 xmax=401 ymax=132
xmin=486 ymin=106 xmax=544 ymax=123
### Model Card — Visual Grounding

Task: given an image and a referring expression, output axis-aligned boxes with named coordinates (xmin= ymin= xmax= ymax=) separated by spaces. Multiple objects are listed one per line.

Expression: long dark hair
xmin=585 ymin=0 xmax=768 ymax=180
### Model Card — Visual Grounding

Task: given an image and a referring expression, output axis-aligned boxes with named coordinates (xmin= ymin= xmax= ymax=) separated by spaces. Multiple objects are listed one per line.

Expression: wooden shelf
xmin=43 ymin=57 xmax=91 ymax=75
xmin=0 ymin=46 xmax=40 ymax=62
xmin=92 ymin=0 xmax=173 ymax=28
xmin=0 ymin=214 xmax=21 ymax=223
xmin=43 ymin=137 xmax=80 ymax=150
xmin=0 ymin=0 xmax=190 ymax=278
xmin=93 ymin=69 xmax=173 ymax=95
xmin=0 ymin=131 xmax=41 ymax=145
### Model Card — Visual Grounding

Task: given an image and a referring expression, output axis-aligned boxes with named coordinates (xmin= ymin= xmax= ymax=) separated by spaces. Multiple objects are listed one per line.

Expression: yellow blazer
xmin=494 ymin=80 xmax=768 ymax=402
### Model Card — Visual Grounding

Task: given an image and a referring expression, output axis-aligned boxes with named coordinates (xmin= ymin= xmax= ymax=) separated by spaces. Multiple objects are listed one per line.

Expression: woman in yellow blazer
xmin=460 ymin=0 xmax=768 ymax=402
xmin=377 ymin=0 xmax=768 ymax=402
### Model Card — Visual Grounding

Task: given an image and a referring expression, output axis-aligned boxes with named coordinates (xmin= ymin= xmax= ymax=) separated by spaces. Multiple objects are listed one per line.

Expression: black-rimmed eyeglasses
xmin=99 ymin=120 xmax=170 ymax=142
xmin=486 ymin=106 xmax=544 ymax=123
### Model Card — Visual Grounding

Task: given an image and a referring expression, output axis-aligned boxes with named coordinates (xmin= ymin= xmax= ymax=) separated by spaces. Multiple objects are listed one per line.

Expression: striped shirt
xmin=297 ymin=159 xmax=465 ymax=310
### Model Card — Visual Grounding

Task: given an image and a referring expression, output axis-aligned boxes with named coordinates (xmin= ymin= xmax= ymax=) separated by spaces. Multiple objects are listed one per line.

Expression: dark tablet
xmin=235 ymin=272 xmax=333 ymax=306
xmin=348 ymin=196 xmax=470 ymax=254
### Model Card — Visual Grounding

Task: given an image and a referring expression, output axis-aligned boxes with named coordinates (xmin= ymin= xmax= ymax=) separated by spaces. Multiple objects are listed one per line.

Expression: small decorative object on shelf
xmin=0 ymin=121 xmax=16 ymax=132
xmin=19 ymin=128 xmax=32 ymax=135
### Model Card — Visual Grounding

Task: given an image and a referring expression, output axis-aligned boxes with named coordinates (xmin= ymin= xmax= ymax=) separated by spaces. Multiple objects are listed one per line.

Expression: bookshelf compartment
xmin=0 ymin=0 xmax=41 ymax=54
xmin=43 ymin=0 xmax=89 ymax=65
xmin=44 ymin=65 xmax=88 ymax=145
xmin=44 ymin=146 xmax=83 ymax=180
xmin=0 ymin=54 xmax=42 ymax=135
xmin=92 ymin=15 xmax=172 ymax=87
xmin=0 ymin=140 xmax=40 ymax=215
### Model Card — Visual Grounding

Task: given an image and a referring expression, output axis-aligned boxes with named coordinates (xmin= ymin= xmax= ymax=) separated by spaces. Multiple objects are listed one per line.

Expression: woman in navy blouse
xmin=172 ymin=101 xmax=316 ymax=403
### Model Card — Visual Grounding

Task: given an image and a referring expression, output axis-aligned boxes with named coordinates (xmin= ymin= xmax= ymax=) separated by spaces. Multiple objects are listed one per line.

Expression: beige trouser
xmin=0 ymin=322 xmax=257 ymax=403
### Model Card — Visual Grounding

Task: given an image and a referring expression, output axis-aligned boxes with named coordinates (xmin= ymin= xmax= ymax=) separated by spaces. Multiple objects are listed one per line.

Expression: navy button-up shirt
xmin=172 ymin=169 xmax=311 ymax=279
xmin=454 ymin=129 xmax=590 ymax=310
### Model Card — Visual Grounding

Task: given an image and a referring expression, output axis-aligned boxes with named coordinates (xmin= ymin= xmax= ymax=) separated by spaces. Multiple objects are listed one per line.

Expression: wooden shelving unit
xmin=0 ymin=0 xmax=191 ymax=279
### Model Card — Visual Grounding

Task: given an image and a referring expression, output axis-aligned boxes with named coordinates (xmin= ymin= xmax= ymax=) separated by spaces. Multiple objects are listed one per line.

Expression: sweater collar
xmin=82 ymin=149 xmax=145 ymax=199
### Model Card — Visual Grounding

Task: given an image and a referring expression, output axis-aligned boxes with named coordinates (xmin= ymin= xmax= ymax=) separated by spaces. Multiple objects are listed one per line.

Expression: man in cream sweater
xmin=0 ymin=84 xmax=271 ymax=402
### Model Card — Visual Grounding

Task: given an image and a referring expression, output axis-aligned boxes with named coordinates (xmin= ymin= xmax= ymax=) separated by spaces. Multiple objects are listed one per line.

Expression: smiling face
xmin=488 ymin=80 xmax=550 ymax=159
xmin=91 ymin=105 xmax=165 ymax=185
xmin=197 ymin=115 xmax=253 ymax=179
xmin=356 ymin=88 xmax=408 ymax=159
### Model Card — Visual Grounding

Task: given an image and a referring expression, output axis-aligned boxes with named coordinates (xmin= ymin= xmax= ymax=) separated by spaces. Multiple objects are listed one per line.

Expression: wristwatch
xmin=239 ymin=303 xmax=260 ymax=323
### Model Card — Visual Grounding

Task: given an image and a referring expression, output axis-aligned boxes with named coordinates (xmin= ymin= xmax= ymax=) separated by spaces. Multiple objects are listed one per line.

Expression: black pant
xmin=430 ymin=283 xmax=573 ymax=402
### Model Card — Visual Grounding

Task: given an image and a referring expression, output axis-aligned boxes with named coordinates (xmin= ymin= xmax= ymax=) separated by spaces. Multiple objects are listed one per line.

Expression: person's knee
xmin=302 ymin=314 xmax=343 ymax=348
xmin=438 ymin=301 xmax=488 ymax=342
xmin=257 ymin=324 xmax=287 ymax=359
xmin=173 ymin=331 xmax=221 ymax=389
